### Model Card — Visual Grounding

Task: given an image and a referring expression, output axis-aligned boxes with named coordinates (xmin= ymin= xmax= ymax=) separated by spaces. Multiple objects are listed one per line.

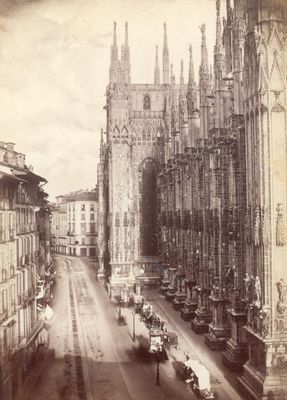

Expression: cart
xmin=149 ymin=328 xmax=164 ymax=353
xmin=184 ymin=360 xmax=214 ymax=399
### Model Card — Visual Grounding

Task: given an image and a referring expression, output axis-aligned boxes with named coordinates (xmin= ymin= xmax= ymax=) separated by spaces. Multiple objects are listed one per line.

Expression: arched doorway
xmin=139 ymin=158 xmax=158 ymax=256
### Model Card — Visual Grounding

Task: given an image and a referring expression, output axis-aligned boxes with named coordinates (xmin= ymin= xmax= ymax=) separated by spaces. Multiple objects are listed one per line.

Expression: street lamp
xmin=118 ymin=289 xmax=122 ymax=320
xmin=132 ymin=310 xmax=136 ymax=342
xmin=155 ymin=348 xmax=161 ymax=386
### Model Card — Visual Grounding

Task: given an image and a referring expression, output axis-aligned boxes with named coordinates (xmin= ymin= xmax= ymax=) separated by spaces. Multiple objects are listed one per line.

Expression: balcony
xmin=9 ymin=228 xmax=15 ymax=241
xmin=0 ymin=310 xmax=8 ymax=323
xmin=0 ymin=230 xmax=5 ymax=242
xmin=66 ymin=231 xmax=75 ymax=237
xmin=16 ymin=223 xmax=36 ymax=235
xmin=20 ymin=319 xmax=44 ymax=349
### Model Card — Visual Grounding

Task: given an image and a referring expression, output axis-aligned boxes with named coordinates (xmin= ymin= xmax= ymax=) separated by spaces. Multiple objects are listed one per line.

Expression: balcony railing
xmin=0 ymin=310 xmax=8 ymax=323
xmin=16 ymin=223 xmax=36 ymax=235
xmin=9 ymin=228 xmax=15 ymax=240
xmin=22 ymin=319 xmax=44 ymax=349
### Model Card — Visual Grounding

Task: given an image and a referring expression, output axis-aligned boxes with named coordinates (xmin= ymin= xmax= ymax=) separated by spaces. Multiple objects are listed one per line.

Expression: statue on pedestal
xmin=244 ymin=273 xmax=251 ymax=301
xmin=259 ymin=306 xmax=270 ymax=338
xmin=254 ymin=276 xmax=262 ymax=309
xmin=276 ymin=278 xmax=287 ymax=315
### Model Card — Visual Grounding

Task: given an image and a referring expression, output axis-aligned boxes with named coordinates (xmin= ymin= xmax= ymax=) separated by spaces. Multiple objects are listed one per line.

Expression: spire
xmin=154 ymin=45 xmax=160 ymax=84
xmin=180 ymin=60 xmax=184 ymax=86
xmin=200 ymin=24 xmax=208 ymax=69
xmin=163 ymin=22 xmax=170 ymax=84
xmin=199 ymin=24 xmax=210 ymax=139
xmin=216 ymin=0 xmax=222 ymax=46
xmin=188 ymin=45 xmax=194 ymax=85
xmin=125 ymin=21 xmax=129 ymax=48
xmin=226 ymin=0 xmax=231 ymax=15
xmin=110 ymin=22 xmax=120 ymax=83
xmin=163 ymin=22 xmax=168 ymax=51
xmin=120 ymin=44 xmax=125 ymax=83
xmin=121 ymin=22 xmax=131 ymax=84
xmin=170 ymin=63 xmax=175 ymax=85
xmin=187 ymin=45 xmax=197 ymax=116
xmin=113 ymin=21 xmax=117 ymax=48
xmin=100 ymin=128 xmax=104 ymax=145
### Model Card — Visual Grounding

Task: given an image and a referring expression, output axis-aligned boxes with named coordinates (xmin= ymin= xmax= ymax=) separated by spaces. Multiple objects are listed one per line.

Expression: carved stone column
xmin=181 ymin=278 xmax=198 ymax=321
xmin=238 ymin=2 xmax=287 ymax=398
xmin=222 ymin=293 xmax=248 ymax=371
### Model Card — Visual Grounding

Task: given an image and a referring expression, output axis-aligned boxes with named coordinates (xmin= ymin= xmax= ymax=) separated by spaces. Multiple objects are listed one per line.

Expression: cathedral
xmin=98 ymin=0 xmax=287 ymax=398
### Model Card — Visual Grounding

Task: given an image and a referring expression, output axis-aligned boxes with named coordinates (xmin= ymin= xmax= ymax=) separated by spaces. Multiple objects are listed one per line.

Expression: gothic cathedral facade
xmin=98 ymin=1 xmax=287 ymax=398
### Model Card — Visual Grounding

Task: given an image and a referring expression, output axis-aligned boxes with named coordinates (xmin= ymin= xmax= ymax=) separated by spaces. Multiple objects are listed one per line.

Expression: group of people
xmin=137 ymin=298 xmax=167 ymax=331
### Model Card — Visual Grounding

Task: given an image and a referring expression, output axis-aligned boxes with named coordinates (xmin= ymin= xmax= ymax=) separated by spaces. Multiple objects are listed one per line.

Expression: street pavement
xmin=14 ymin=256 xmax=244 ymax=400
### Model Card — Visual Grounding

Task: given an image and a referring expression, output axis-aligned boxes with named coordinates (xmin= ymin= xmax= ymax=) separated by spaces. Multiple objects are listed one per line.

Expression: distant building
xmin=50 ymin=188 xmax=99 ymax=261
xmin=50 ymin=196 xmax=68 ymax=255
xmin=0 ymin=141 xmax=51 ymax=400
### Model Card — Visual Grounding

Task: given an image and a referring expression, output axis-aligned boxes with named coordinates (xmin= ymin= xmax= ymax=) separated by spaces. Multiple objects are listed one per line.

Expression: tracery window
xmin=143 ymin=94 xmax=151 ymax=110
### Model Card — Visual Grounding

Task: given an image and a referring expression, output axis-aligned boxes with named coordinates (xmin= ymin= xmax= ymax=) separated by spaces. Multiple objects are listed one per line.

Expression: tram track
xmin=64 ymin=259 xmax=90 ymax=400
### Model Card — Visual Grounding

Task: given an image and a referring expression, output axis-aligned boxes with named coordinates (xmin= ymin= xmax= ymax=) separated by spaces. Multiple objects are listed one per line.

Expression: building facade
xmin=99 ymin=21 xmax=192 ymax=298
xmin=0 ymin=142 xmax=51 ymax=400
xmin=98 ymin=0 xmax=287 ymax=398
xmin=50 ymin=189 xmax=99 ymax=261
xmin=50 ymin=196 xmax=68 ymax=256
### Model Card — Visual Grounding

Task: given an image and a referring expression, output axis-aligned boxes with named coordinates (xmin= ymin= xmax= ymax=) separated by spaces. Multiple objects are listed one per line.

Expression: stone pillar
xmin=222 ymin=293 xmax=248 ymax=371
xmin=238 ymin=2 xmax=287 ymax=398
xmin=181 ymin=279 xmax=198 ymax=321
xmin=205 ymin=292 xmax=231 ymax=350
xmin=191 ymin=286 xmax=212 ymax=334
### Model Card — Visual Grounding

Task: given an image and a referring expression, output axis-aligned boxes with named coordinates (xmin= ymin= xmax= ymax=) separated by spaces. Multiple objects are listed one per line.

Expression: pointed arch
xmin=113 ymin=125 xmax=120 ymax=136
xmin=121 ymin=125 xmax=128 ymax=136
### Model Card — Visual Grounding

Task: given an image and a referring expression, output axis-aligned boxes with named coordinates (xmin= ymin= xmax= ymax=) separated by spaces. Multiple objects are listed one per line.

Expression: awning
xmin=0 ymin=170 xmax=26 ymax=182
xmin=13 ymin=169 xmax=47 ymax=183
xmin=44 ymin=305 xmax=54 ymax=321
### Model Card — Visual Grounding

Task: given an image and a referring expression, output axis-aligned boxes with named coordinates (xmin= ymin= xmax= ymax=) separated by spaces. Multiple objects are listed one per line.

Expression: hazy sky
xmin=0 ymin=0 xmax=219 ymax=200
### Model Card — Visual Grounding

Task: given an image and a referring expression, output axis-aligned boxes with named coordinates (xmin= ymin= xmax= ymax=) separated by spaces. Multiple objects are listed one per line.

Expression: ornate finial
xmin=163 ymin=22 xmax=168 ymax=49
xmin=180 ymin=60 xmax=184 ymax=86
xmin=188 ymin=45 xmax=194 ymax=84
xmin=163 ymin=22 xmax=169 ymax=84
xmin=125 ymin=21 xmax=128 ymax=46
xmin=113 ymin=21 xmax=117 ymax=45
xmin=200 ymin=23 xmax=206 ymax=35
xmin=154 ymin=45 xmax=160 ymax=84
xmin=216 ymin=0 xmax=220 ymax=16
xmin=276 ymin=203 xmax=286 ymax=246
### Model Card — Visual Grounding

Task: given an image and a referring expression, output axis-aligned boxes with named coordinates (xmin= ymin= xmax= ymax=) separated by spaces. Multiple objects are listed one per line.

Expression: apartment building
xmin=0 ymin=142 xmax=50 ymax=400
xmin=50 ymin=195 xmax=67 ymax=255
xmin=65 ymin=189 xmax=98 ymax=259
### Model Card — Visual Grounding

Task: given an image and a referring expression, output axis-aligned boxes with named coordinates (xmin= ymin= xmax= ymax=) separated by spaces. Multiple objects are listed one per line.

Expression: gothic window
xmin=143 ymin=94 xmax=151 ymax=110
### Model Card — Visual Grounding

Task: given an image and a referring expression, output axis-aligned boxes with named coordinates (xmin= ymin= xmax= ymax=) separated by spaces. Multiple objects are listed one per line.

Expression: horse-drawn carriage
xmin=179 ymin=359 xmax=215 ymax=399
